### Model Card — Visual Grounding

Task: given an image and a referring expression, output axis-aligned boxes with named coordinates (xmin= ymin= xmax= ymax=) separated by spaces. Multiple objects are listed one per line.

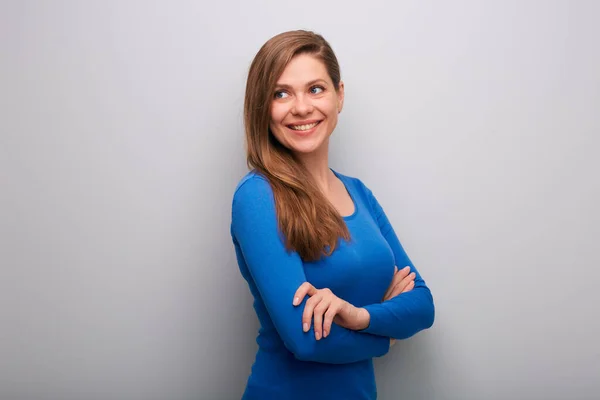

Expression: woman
xmin=231 ymin=30 xmax=435 ymax=400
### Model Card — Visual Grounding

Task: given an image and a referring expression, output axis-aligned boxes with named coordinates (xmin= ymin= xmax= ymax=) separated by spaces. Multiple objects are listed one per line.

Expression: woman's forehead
xmin=276 ymin=54 xmax=330 ymax=86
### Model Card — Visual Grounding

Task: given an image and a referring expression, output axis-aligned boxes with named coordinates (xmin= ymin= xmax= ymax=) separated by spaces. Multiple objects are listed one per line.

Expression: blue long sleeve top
xmin=231 ymin=169 xmax=434 ymax=400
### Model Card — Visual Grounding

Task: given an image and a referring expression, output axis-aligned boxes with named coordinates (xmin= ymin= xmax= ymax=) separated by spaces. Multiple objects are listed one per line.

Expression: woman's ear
xmin=337 ymin=81 xmax=345 ymax=113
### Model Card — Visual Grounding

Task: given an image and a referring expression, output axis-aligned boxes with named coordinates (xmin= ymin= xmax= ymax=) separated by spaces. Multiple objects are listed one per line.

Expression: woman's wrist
xmin=355 ymin=307 xmax=370 ymax=330
xmin=338 ymin=303 xmax=371 ymax=330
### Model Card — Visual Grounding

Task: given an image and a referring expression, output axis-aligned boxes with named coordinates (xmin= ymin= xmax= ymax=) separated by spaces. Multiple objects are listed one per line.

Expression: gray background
xmin=2 ymin=1 xmax=599 ymax=399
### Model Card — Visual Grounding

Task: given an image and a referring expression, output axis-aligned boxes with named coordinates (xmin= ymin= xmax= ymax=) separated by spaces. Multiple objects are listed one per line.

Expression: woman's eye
xmin=274 ymin=91 xmax=289 ymax=99
xmin=310 ymin=86 xmax=324 ymax=94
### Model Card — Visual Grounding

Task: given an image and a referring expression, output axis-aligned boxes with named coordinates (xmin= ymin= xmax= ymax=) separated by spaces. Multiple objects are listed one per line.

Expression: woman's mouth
xmin=286 ymin=121 xmax=322 ymax=135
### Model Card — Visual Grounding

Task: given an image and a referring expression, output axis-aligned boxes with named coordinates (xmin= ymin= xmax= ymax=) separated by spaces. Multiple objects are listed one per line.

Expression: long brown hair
xmin=243 ymin=30 xmax=350 ymax=262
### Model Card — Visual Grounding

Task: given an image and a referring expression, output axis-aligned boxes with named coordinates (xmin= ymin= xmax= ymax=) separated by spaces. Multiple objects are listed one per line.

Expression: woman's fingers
xmin=389 ymin=272 xmax=416 ymax=298
xmin=302 ymin=294 xmax=320 ymax=333
xmin=399 ymin=272 xmax=416 ymax=292
xmin=313 ymin=298 xmax=330 ymax=340
xmin=398 ymin=266 xmax=411 ymax=280
xmin=293 ymin=284 xmax=349 ymax=341
xmin=382 ymin=267 xmax=402 ymax=301
xmin=300 ymin=288 xmax=340 ymax=340
xmin=383 ymin=266 xmax=400 ymax=300
xmin=383 ymin=266 xmax=411 ymax=301
xmin=293 ymin=282 xmax=317 ymax=306
xmin=392 ymin=267 xmax=411 ymax=289
xmin=323 ymin=301 xmax=344 ymax=338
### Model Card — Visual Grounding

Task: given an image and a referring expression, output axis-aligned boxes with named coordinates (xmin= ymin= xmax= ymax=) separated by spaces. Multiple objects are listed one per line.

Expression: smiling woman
xmin=269 ymin=58 xmax=343 ymax=155
xmin=231 ymin=30 xmax=435 ymax=400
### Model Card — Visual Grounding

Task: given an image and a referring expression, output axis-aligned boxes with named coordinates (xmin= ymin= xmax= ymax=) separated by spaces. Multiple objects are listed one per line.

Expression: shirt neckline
xmin=330 ymin=168 xmax=358 ymax=221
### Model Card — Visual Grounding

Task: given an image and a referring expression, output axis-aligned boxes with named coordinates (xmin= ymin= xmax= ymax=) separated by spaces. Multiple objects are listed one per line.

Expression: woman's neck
xmin=296 ymin=142 xmax=335 ymax=194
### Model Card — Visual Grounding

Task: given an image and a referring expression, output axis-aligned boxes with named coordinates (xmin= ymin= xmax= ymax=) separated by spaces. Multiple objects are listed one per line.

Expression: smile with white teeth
xmin=289 ymin=121 xmax=320 ymax=131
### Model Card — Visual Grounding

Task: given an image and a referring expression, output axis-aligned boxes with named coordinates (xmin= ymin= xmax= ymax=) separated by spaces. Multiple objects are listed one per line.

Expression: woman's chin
xmin=289 ymin=141 xmax=323 ymax=155
xmin=277 ymin=131 xmax=329 ymax=155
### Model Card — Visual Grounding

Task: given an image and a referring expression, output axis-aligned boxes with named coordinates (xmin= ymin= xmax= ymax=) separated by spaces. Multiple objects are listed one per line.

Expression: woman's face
xmin=269 ymin=54 xmax=344 ymax=156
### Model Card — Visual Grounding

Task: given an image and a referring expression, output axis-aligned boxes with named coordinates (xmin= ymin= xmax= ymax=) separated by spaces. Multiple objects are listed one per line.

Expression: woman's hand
xmin=382 ymin=267 xmax=413 ymax=350
xmin=382 ymin=266 xmax=416 ymax=301
xmin=293 ymin=282 xmax=368 ymax=340
xmin=292 ymin=266 xmax=415 ymax=340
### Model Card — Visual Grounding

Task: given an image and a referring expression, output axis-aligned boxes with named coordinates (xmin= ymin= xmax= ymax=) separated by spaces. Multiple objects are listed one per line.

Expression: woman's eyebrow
xmin=275 ymin=79 xmax=328 ymax=89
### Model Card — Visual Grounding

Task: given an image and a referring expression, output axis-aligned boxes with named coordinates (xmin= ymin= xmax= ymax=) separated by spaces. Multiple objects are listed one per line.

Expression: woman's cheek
xmin=270 ymin=102 xmax=287 ymax=122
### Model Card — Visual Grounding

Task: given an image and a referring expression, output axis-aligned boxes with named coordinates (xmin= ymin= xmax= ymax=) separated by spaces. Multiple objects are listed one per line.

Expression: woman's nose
xmin=291 ymin=95 xmax=314 ymax=115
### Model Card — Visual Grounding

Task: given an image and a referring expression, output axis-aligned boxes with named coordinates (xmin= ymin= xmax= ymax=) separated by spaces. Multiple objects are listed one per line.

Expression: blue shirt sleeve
xmin=359 ymin=182 xmax=435 ymax=339
xmin=231 ymin=175 xmax=390 ymax=364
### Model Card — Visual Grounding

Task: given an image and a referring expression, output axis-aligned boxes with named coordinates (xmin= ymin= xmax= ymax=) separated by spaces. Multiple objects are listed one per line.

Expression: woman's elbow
xmin=283 ymin=337 xmax=318 ymax=362
xmin=422 ymin=290 xmax=435 ymax=330
xmin=290 ymin=345 xmax=315 ymax=362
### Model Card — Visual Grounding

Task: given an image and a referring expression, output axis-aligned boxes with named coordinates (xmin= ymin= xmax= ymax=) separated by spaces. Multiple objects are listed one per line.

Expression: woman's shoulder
xmin=234 ymin=169 xmax=267 ymax=189
xmin=232 ymin=169 xmax=273 ymax=204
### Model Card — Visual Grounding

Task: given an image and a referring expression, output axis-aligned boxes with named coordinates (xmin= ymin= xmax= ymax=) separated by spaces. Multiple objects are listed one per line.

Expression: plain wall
xmin=2 ymin=1 xmax=599 ymax=399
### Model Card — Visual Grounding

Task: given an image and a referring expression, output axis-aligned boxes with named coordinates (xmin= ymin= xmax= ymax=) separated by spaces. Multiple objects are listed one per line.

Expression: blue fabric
xmin=230 ymin=169 xmax=434 ymax=400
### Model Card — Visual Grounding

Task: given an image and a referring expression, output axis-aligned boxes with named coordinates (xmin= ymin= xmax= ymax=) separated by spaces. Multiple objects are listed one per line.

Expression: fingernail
xmin=303 ymin=323 xmax=308 ymax=332
xmin=293 ymin=297 xmax=299 ymax=306
xmin=324 ymin=330 xmax=328 ymax=338
xmin=411 ymin=272 xmax=416 ymax=278
xmin=315 ymin=332 xmax=321 ymax=340
xmin=404 ymin=266 xmax=410 ymax=271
